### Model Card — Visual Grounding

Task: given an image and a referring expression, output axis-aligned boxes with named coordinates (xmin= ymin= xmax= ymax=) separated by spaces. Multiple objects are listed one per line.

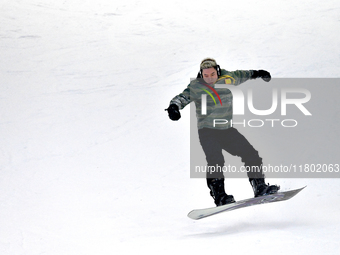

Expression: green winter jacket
xmin=170 ymin=69 xmax=254 ymax=130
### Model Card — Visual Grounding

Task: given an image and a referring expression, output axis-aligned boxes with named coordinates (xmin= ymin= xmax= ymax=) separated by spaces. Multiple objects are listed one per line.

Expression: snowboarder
xmin=166 ymin=58 xmax=279 ymax=206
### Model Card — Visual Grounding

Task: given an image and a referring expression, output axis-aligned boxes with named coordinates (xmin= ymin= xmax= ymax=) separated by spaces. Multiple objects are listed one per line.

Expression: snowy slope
xmin=0 ymin=0 xmax=340 ymax=254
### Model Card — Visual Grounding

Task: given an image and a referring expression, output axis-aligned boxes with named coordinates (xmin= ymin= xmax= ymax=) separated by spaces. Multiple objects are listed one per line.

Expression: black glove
xmin=251 ymin=70 xmax=271 ymax=82
xmin=165 ymin=104 xmax=181 ymax=121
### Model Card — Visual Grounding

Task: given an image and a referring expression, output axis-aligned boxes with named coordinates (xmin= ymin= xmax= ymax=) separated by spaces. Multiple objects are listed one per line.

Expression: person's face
xmin=202 ymin=67 xmax=218 ymax=85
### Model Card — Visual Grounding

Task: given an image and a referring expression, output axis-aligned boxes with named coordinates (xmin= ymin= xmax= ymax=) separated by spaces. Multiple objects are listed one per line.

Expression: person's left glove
xmin=165 ymin=104 xmax=181 ymax=121
xmin=251 ymin=70 xmax=271 ymax=82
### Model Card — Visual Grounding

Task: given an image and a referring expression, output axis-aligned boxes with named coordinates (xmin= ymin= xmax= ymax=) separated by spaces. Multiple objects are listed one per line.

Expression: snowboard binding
xmin=250 ymin=178 xmax=280 ymax=197
xmin=207 ymin=178 xmax=235 ymax=206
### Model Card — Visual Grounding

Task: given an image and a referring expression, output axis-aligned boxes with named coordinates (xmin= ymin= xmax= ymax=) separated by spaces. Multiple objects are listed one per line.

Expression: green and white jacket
xmin=170 ymin=69 xmax=254 ymax=130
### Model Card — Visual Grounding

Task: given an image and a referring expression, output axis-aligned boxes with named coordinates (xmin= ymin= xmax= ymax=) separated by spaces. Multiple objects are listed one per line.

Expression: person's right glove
xmin=165 ymin=104 xmax=181 ymax=121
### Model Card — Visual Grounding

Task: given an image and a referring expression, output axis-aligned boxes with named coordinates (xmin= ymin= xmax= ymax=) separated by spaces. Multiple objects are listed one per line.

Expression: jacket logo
xmin=200 ymin=84 xmax=222 ymax=115
xmin=200 ymin=83 xmax=222 ymax=106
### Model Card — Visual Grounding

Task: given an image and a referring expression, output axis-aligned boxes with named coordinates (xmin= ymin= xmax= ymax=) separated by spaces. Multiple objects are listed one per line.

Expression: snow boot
xmin=250 ymin=178 xmax=280 ymax=197
xmin=207 ymin=178 xmax=235 ymax=206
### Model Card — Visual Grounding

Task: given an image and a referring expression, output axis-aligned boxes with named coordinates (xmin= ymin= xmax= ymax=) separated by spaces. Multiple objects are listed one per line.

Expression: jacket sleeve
xmin=230 ymin=70 xmax=254 ymax=86
xmin=169 ymin=84 xmax=192 ymax=110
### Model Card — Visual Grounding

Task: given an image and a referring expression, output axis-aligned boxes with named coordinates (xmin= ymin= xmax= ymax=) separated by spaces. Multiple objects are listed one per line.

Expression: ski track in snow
xmin=0 ymin=0 xmax=340 ymax=254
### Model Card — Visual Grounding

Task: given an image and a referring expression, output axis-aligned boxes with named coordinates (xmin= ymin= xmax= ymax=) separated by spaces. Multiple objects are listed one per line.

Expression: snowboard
xmin=188 ymin=186 xmax=306 ymax=220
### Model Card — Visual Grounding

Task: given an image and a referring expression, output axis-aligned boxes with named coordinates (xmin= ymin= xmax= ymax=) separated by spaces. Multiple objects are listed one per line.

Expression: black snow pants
xmin=198 ymin=127 xmax=264 ymax=180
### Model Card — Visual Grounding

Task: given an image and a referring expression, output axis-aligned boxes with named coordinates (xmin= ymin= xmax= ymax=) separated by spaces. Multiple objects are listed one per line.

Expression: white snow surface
xmin=1 ymin=0 xmax=340 ymax=254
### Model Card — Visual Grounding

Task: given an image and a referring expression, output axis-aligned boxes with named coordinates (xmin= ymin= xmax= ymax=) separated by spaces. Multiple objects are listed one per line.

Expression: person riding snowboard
xmin=166 ymin=58 xmax=279 ymax=206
